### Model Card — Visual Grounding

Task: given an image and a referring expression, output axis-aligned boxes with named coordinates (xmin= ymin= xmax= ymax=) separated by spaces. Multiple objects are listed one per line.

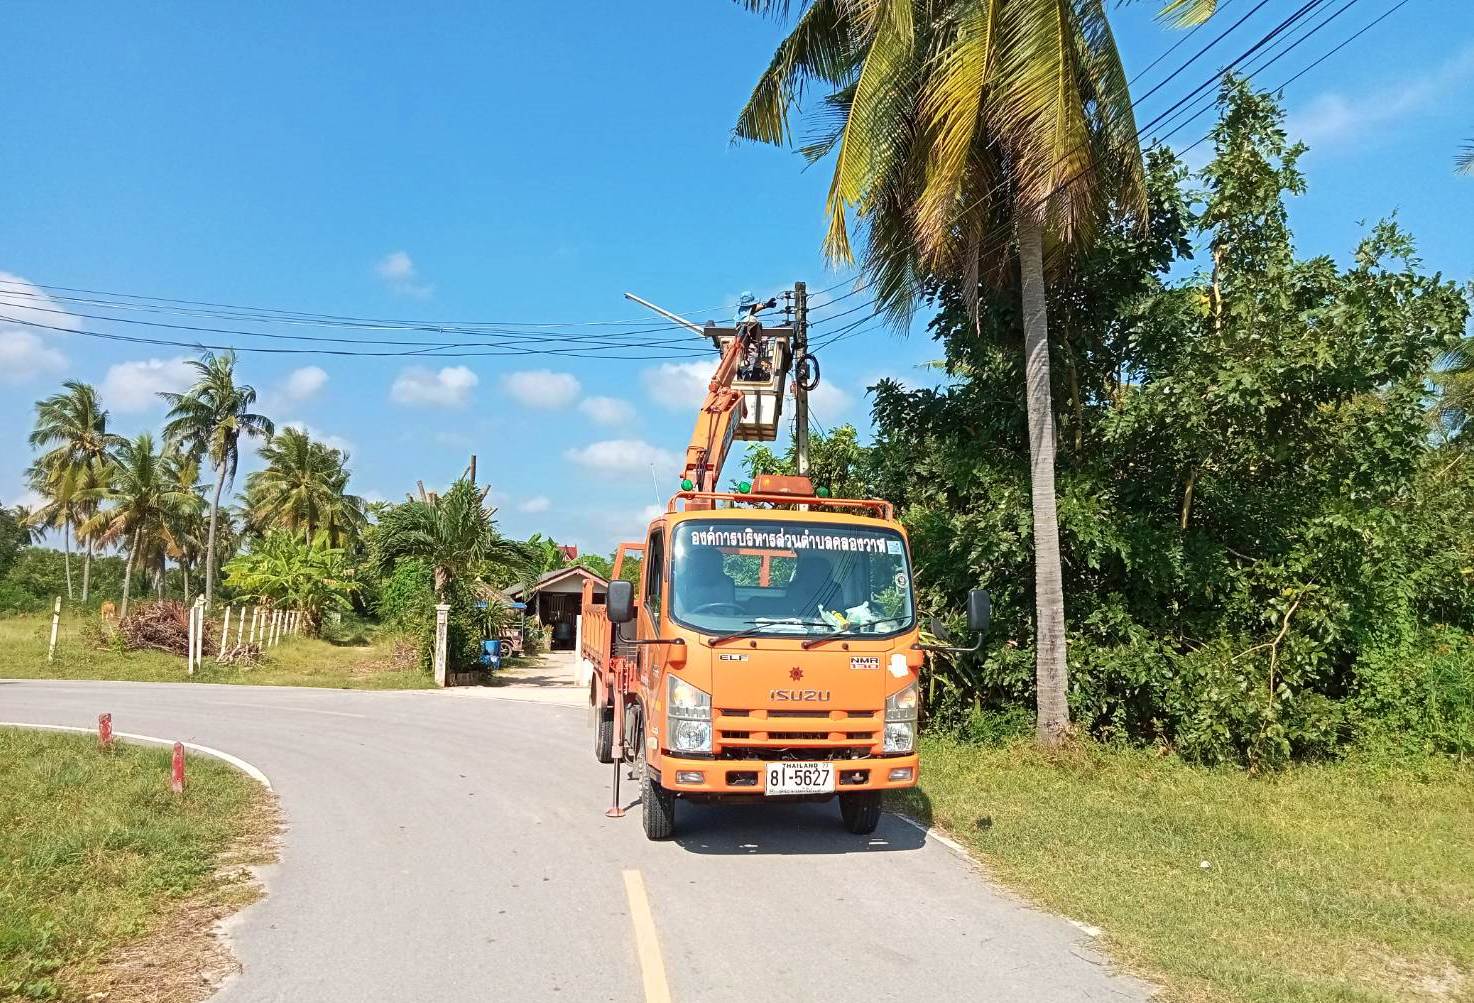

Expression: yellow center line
xmin=622 ymin=869 xmax=673 ymax=1003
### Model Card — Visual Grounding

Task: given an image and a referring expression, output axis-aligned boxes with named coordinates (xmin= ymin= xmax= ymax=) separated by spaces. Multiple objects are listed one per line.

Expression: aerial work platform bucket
xmin=704 ymin=323 xmax=794 ymax=441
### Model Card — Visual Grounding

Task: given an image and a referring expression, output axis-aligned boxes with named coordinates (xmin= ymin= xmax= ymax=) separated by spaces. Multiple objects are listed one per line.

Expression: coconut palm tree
xmin=28 ymin=380 xmax=124 ymax=602
xmin=161 ymin=351 xmax=273 ymax=606
xmin=23 ymin=459 xmax=86 ymax=599
xmin=244 ymin=427 xmax=366 ymax=547
xmin=1458 ymin=138 xmax=1473 ymax=175
xmin=80 ymin=433 xmax=197 ymax=618
xmin=376 ymin=479 xmax=534 ymax=600
xmin=159 ymin=444 xmax=209 ymax=598
xmin=734 ymin=0 xmax=1215 ymax=745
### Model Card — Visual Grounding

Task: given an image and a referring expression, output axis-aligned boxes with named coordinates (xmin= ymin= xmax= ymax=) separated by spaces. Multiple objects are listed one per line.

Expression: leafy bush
xmin=373 ymin=557 xmax=483 ymax=672
xmin=0 ymin=581 xmax=45 ymax=616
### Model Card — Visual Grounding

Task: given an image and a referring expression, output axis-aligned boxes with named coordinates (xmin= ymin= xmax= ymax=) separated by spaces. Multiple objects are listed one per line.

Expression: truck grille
xmin=714 ymin=708 xmax=881 ymax=760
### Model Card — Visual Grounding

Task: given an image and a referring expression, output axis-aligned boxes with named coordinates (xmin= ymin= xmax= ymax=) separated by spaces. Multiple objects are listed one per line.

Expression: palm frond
xmin=1157 ymin=0 xmax=1218 ymax=27
xmin=1458 ymin=139 xmax=1474 ymax=175
xmin=735 ymin=0 xmax=855 ymax=146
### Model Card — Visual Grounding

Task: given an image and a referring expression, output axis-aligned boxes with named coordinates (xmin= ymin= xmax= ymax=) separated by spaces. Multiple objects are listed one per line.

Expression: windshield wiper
xmin=710 ymin=619 xmax=830 ymax=646
xmin=800 ymin=616 xmax=910 ymax=649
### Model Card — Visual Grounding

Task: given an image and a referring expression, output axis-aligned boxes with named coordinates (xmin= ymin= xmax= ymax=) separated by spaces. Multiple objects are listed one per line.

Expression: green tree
xmin=27 ymin=381 xmax=124 ymax=602
xmin=0 ymin=505 xmax=41 ymax=576
xmin=375 ymin=480 xmax=533 ymax=600
xmin=244 ymin=426 xmax=366 ymax=546
xmin=734 ymin=0 xmax=1200 ymax=745
xmin=223 ymin=533 xmax=360 ymax=633
xmin=80 ymin=433 xmax=199 ymax=618
xmin=160 ymin=351 xmax=273 ymax=606
xmin=741 ymin=424 xmax=874 ymax=500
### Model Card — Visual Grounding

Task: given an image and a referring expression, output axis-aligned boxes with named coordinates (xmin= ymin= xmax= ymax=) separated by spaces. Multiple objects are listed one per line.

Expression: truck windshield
xmin=669 ymin=519 xmax=914 ymax=638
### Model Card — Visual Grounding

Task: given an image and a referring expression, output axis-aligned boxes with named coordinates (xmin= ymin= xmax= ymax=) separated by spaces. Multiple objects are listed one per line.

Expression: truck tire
xmin=641 ymin=753 xmax=676 ymax=841
xmin=839 ymin=792 xmax=882 ymax=835
xmin=594 ymin=705 xmax=614 ymax=764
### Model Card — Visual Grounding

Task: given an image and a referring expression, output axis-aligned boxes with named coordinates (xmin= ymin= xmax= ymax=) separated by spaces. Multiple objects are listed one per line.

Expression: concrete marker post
xmin=433 ymin=603 xmax=451 ymax=687
xmin=236 ymin=605 xmax=246 ymax=648
xmin=47 ymin=596 xmax=61 ymax=664
xmin=98 ymin=712 xmax=113 ymax=750
xmin=186 ymin=601 xmax=196 ymax=675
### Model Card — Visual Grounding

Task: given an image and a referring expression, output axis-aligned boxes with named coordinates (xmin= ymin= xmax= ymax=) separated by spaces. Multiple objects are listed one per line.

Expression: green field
xmin=0 ymin=728 xmax=274 ymax=1002
xmin=893 ymin=738 xmax=1474 ymax=1003
xmin=0 ymin=612 xmax=434 ymax=690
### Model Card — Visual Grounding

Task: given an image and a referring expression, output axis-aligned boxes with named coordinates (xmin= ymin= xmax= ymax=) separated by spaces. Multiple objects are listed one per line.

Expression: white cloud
xmin=518 ymin=495 xmax=552 ymax=513
xmin=0 ymin=331 xmax=67 ymax=384
xmin=101 ymin=356 xmax=196 ymax=412
xmin=578 ymin=395 xmax=636 ymax=425
xmin=642 ymin=360 xmax=715 ymax=410
xmin=1288 ymin=44 xmax=1474 ymax=150
xmin=805 ymin=378 xmax=852 ymax=420
xmin=281 ymin=420 xmax=354 ymax=455
xmin=501 ymin=369 xmax=581 ymax=409
xmin=373 ymin=250 xmax=433 ymax=298
xmin=281 ymin=365 xmax=328 ymax=402
xmin=390 ymin=365 xmax=478 ymax=407
xmin=0 ymin=272 xmax=71 ymax=383
xmin=564 ymin=439 xmax=679 ymax=473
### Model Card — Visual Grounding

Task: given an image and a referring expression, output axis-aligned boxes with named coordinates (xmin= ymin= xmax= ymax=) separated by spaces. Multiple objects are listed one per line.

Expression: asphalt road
xmin=1 ymin=679 xmax=1150 ymax=1002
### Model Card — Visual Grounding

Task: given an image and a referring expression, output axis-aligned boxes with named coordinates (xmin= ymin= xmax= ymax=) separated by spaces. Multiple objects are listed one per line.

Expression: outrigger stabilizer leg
xmin=605 ymin=688 xmax=626 ymax=818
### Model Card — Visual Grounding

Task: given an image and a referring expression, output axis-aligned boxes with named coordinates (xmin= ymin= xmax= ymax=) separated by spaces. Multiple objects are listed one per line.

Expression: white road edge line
xmin=0 ymin=722 xmax=274 ymax=790
xmin=892 ymin=812 xmax=1103 ymax=939
xmin=621 ymin=869 xmax=673 ymax=1003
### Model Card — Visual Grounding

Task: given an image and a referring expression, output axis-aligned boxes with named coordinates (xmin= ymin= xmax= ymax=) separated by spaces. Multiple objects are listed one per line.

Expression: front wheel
xmin=641 ymin=752 xmax=676 ymax=841
xmin=594 ymin=703 xmax=614 ymax=764
xmin=839 ymin=791 xmax=882 ymax=835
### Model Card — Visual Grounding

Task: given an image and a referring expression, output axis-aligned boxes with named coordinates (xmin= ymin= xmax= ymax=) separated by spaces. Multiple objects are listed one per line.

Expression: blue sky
xmin=2 ymin=1 xmax=1470 ymax=554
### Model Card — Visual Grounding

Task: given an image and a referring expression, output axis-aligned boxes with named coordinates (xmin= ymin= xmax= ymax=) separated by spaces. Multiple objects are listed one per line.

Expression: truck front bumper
xmin=654 ymin=752 xmax=920 ymax=797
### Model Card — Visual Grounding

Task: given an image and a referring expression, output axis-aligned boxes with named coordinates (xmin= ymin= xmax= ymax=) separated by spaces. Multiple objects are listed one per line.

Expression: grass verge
xmin=0 ymin=613 xmax=433 ymax=690
xmin=0 ymin=728 xmax=277 ymax=1002
xmin=891 ymin=736 xmax=1474 ymax=1003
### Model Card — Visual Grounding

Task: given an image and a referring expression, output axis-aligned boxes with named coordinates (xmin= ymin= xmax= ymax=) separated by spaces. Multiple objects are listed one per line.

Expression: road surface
xmin=1 ymin=679 xmax=1150 ymax=1002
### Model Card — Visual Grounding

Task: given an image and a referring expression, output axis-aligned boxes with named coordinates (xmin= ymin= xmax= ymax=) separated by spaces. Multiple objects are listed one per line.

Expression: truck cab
xmin=596 ymin=486 xmax=931 ymax=840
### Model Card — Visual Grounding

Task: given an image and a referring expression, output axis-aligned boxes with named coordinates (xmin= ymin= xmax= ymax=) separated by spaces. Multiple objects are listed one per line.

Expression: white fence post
xmin=433 ymin=603 xmax=451 ymax=687
xmin=237 ymin=605 xmax=246 ymax=648
xmin=186 ymin=599 xmax=196 ymax=675
xmin=47 ymin=596 xmax=61 ymax=664
xmin=219 ymin=606 xmax=232 ymax=658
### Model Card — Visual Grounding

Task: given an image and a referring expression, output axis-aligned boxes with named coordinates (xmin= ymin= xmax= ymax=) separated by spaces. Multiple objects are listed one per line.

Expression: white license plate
xmin=764 ymin=762 xmax=835 ymax=796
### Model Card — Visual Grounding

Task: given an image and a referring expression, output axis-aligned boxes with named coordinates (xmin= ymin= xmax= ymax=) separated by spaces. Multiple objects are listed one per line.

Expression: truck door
xmin=638 ymin=528 xmax=665 ymax=690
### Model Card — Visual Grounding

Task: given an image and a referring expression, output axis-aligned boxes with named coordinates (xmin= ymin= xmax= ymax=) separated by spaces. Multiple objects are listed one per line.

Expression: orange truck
xmin=581 ymin=301 xmax=988 ymax=840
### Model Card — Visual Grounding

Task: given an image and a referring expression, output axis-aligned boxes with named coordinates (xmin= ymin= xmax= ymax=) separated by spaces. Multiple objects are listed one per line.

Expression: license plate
xmin=765 ymin=762 xmax=835 ymax=796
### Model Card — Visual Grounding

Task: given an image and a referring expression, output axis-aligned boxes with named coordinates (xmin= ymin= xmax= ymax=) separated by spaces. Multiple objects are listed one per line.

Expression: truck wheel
xmin=594 ymin=705 xmax=614 ymax=764
xmin=839 ymin=792 xmax=882 ymax=835
xmin=641 ymin=753 xmax=676 ymax=841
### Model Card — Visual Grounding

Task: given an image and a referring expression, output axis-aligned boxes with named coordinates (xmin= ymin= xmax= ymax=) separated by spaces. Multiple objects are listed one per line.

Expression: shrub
xmin=1351 ymin=628 xmax=1474 ymax=759
xmin=0 ymin=581 xmax=45 ymax=616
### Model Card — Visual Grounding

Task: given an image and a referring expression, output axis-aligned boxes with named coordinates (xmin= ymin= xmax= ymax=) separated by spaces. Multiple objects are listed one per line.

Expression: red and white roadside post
xmin=98 ymin=712 xmax=113 ymax=750
xmin=171 ymin=741 xmax=185 ymax=793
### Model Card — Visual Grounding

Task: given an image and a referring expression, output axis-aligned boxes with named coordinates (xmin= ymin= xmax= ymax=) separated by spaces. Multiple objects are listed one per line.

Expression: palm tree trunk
xmin=182 ymin=559 xmax=190 ymax=601
xmin=205 ymin=460 xmax=226 ymax=607
xmin=1019 ymin=215 xmax=1070 ymax=748
xmin=157 ymin=553 xmax=166 ymax=599
xmin=63 ymin=523 xmax=74 ymax=601
xmin=82 ymin=538 xmax=93 ymax=604
xmin=120 ymin=528 xmax=139 ymax=619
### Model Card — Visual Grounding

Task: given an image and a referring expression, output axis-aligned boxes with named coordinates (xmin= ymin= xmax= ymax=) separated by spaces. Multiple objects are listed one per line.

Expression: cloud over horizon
xmin=390 ymin=365 xmax=478 ymax=407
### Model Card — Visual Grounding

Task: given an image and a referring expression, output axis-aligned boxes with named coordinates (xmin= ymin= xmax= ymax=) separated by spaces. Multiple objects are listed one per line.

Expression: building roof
xmin=510 ymin=564 xmax=608 ymax=599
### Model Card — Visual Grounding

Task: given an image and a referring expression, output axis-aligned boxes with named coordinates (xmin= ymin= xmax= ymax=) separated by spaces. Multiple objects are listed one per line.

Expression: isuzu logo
xmin=770 ymin=689 xmax=831 ymax=702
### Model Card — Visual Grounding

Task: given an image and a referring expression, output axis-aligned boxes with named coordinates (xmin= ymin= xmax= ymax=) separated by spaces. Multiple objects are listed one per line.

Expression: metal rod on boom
xmin=624 ymin=292 xmax=706 ymax=335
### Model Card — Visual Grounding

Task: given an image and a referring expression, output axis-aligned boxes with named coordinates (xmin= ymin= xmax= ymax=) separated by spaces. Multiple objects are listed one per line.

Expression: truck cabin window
xmin=670 ymin=520 xmax=914 ymax=638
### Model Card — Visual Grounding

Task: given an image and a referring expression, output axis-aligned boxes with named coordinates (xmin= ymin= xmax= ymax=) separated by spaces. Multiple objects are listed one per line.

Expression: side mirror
xmin=607 ymin=580 xmax=635 ymax=624
xmin=967 ymin=590 xmax=991 ymax=635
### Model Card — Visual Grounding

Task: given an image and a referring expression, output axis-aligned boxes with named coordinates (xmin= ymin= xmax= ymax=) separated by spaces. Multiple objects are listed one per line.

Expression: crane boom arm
xmin=680 ymin=328 xmax=749 ymax=493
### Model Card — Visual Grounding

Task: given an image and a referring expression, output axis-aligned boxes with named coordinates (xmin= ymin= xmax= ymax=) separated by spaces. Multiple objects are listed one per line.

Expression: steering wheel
xmin=689 ymin=602 xmax=744 ymax=616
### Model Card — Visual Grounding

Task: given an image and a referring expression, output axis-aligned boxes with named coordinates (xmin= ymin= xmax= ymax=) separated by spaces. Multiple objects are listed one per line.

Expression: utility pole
xmin=792 ymin=281 xmax=811 ymax=477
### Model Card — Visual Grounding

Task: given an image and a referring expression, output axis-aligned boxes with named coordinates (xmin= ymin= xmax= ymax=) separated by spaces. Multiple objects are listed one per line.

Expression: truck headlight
xmin=671 ymin=719 xmax=713 ymax=754
xmin=668 ymin=676 xmax=712 ymax=753
xmin=886 ymin=682 xmax=918 ymax=722
xmin=884 ymin=721 xmax=915 ymax=753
